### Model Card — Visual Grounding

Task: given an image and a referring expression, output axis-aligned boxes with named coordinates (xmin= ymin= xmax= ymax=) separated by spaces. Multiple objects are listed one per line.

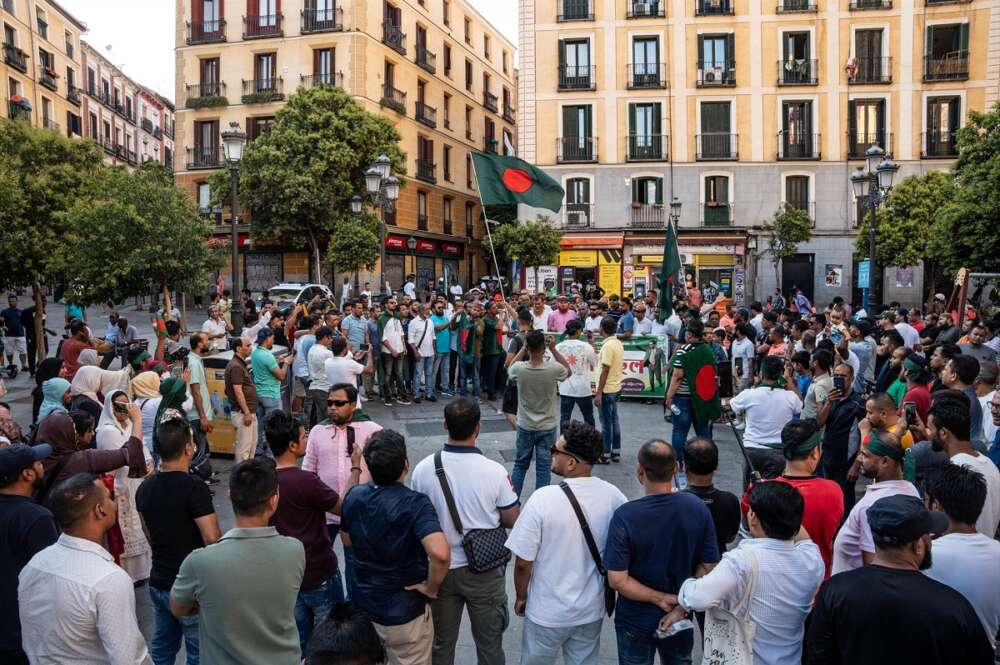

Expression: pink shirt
xmin=303 ymin=420 xmax=382 ymax=524
xmin=547 ymin=308 xmax=578 ymax=333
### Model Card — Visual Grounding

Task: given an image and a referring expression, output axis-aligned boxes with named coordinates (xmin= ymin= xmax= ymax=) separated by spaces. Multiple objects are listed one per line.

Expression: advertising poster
xmin=895 ymin=267 xmax=914 ymax=288
xmin=824 ymin=264 xmax=843 ymax=287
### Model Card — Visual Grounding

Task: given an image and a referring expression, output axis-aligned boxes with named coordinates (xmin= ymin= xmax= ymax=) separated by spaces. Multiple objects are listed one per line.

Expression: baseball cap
xmin=934 ymin=293 xmax=946 ymax=301
xmin=256 ymin=327 xmax=275 ymax=344
xmin=0 ymin=444 xmax=52 ymax=483
xmin=867 ymin=494 xmax=948 ymax=546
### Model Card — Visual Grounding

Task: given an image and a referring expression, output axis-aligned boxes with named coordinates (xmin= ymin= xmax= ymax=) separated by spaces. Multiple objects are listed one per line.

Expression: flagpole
xmin=469 ymin=155 xmax=507 ymax=303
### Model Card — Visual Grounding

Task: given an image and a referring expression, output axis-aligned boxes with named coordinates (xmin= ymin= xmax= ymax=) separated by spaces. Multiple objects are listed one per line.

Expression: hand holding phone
xmin=833 ymin=375 xmax=846 ymax=392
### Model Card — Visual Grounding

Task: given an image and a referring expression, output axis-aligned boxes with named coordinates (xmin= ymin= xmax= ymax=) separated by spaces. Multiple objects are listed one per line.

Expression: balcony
xmin=67 ymin=86 xmax=82 ymax=106
xmin=153 ymin=126 xmax=163 ymax=139
xmin=776 ymin=0 xmax=817 ymax=11
xmin=557 ymin=136 xmax=597 ymax=163
xmin=186 ymin=82 xmax=228 ymax=108
xmin=850 ymin=0 xmax=891 ymax=8
xmin=186 ymin=146 xmax=223 ymax=170
xmin=503 ymin=103 xmax=516 ymax=124
xmin=777 ymin=131 xmax=821 ymax=159
xmin=484 ymin=136 xmax=498 ymax=153
xmin=696 ymin=0 xmax=734 ymax=15
xmin=697 ymin=62 xmax=736 ymax=86
xmin=847 ymin=131 xmax=893 ymax=159
xmin=627 ymin=134 xmax=668 ymax=161
xmin=380 ymin=84 xmax=406 ymax=114
xmin=417 ymin=214 xmax=428 ymax=230
xmin=627 ymin=63 xmax=667 ymax=89
xmin=300 ymin=72 xmax=343 ymax=88
xmin=921 ymin=131 xmax=958 ymax=158
xmin=187 ymin=20 xmax=226 ymax=44
xmin=564 ymin=203 xmax=593 ymax=228
xmin=483 ymin=91 xmax=498 ymax=113
xmin=383 ymin=22 xmax=407 ymax=55
xmin=630 ymin=203 xmax=665 ymax=229
xmin=165 ymin=125 xmax=174 ymax=140
xmin=141 ymin=118 xmax=154 ymax=133
xmin=702 ymin=202 xmax=734 ymax=226
xmin=416 ymin=46 xmax=436 ymax=74
xmin=241 ymin=78 xmax=284 ymax=104
xmin=415 ymin=101 xmax=437 ymax=128
xmin=41 ymin=117 xmax=59 ymax=132
xmin=558 ymin=65 xmax=596 ymax=91
xmin=126 ymin=150 xmax=138 ymax=166
xmin=848 ymin=57 xmax=891 ymax=84
xmin=416 ymin=159 xmax=437 ymax=183
xmin=627 ymin=1 xmax=665 ymax=17
xmin=778 ymin=59 xmax=818 ymax=85
xmin=301 ymin=7 xmax=343 ymax=33
xmin=243 ymin=14 xmax=283 ymax=39
xmin=696 ymin=133 xmax=738 ymax=160
xmin=7 ymin=99 xmax=31 ymax=123
xmin=39 ymin=68 xmax=58 ymax=91
xmin=924 ymin=52 xmax=968 ymax=81
xmin=557 ymin=0 xmax=594 ymax=21
xmin=3 ymin=44 xmax=28 ymax=73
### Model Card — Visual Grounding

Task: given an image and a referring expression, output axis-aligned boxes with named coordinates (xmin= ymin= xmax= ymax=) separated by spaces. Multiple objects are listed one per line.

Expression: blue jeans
xmin=326 ymin=524 xmax=356 ymax=602
xmin=669 ymin=395 xmax=712 ymax=470
xmin=511 ymin=427 xmax=556 ymax=497
xmin=561 ymin=395 xmax=596 ymax=429
xmin=412 ymin=355 xmax=435 ymax=398
xmin=294 ymin=573 xmax=343 ymax=653
xmin=615 ymin=625 xmax=693 ymax=665
xmin=521 ymin=617 xmax=602 ymax=665
xmin=457 ymin=358 xmax=480 ymax=397
xmin=149 ymin=585 xmax=199 ymax=665
xmin=256 ymin=396 xmax=281 ymax=457
xmin=433 ymin=352 xmax=450 ymax=392
xmin=598 ymin=391 xmax=622 ymax=455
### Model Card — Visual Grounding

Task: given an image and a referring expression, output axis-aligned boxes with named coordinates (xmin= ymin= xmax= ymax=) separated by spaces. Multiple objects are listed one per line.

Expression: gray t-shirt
xmin=960 ymin=343 xmax=998 ymax=365
xmin=507 ymin=361 xmax=568 ymax=432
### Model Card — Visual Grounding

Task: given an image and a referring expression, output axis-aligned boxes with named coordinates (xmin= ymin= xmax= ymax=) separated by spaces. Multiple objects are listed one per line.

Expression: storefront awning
xmin=559 ymin=233 xmax=624 ymax=249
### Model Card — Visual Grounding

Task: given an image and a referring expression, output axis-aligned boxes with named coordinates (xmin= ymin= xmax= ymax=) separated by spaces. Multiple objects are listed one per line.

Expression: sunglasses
xmin=550 ymin=445 xmax=580 ymax=462
xmin=327 ymin=399 xmax=351 ymax=407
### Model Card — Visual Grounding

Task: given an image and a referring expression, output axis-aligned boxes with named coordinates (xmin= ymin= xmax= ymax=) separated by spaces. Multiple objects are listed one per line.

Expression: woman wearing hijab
xmin=77 ymin=348 xmax=100 ymax=367
xmin=37 ymin=377 xmax=72 ymax=422
xmin=70 ymin=364 xmax=133 ymax=423
xmin=97 ymin=389 xmax=153 ymax=582
xmin=32 ymin=358 xmax=66 ymax=423
xmin=132 ymin=371 xmax=163 ymax=460
xmin=151 ymin=376 xmax=191 ymax=461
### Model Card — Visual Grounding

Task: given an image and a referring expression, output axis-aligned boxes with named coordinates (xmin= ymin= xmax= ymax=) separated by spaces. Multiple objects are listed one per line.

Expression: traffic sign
xmin=858 ymin=260 xmax=870 ymax=289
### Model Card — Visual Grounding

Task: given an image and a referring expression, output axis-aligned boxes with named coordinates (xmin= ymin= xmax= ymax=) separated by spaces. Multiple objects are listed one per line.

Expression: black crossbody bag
xmin=434 ymin=451 xmax=511 ymax=573
xmin=560 ymin=481 xmax=616 ymax=617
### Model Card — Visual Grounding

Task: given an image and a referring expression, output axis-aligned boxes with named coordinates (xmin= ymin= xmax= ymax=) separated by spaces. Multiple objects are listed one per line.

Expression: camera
xmin=166 ymin=346 xmax=190 ymax=378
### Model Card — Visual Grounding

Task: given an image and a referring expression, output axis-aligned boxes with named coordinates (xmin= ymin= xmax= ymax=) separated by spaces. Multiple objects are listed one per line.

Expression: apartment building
xmin=175 ymin=0 xmax=517 ymax=291
xmin=519 ymin=0 xmax=999 ymax=305
xmin=1 ymin=0 xmax=85 ymax=136
xmin=81 ymin=43 xmax=146 ymax=168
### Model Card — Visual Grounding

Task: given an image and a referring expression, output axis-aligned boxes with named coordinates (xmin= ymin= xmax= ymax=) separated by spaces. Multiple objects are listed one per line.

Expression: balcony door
xmin=704 ymin=175 xmax=729 ymax=224
xmin=562 ymin=105 xmax=592 ymax=156
xmin=257 ymin=0 xmax=277 ymax=25
xmin=560 ymin=39 xmax=591 ymax=84
xmin=566 ymin=177 xmax=591 ymax=226
xmin=700 ymin=35 xmax=732 ymax=78
xmin=855 ymin=29 xmax=883 ymax=80
xmin=200 ymin=58 xmax=219 ymax=90
xmin=782 ymin=101 xmax=812 ymax=156
xmin=203 ymin=0 xmax=220 ymax=23
xmin=629 ymin=102 xmax=661 ymax=158
xmin=254 ymin=53 xmax=275 ymax=90
xmin=383 ymin=1 xmax=401 ymax=28
xmin=700 ymin=101 xmax=731 ymax=157
xmin=314 ymin=48 xmax=333 ymax=82
xmin=782 ymin=32 xmax=810 ymax=83
xmin=927 ymin=96 xmax=959 ymax=154
xmin=926 ymin=24 xmax=968 ymax=59
xmin=195 ymin=120 xmax=218 ymax=160
xmin=848 ymin=99 xmax=885 ymax=154
xmin=785 ymin=175 xmax=809 ymax=212
xmin=632 ymin=177 xmax=662 ymax=205
xmin=632 ymin=37 xmax=659 ymax=81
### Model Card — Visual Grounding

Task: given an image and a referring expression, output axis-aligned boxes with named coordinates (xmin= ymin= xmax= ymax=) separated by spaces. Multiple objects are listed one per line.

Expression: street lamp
xmin=350 ymin=195 xmax=363 ymax=214
xmin=850 ymin=144 xmax=899 ymax=315
xmin=669 ymin=197 xmax=682 ymax=225
xmin=407 ymin=235 xmax=417 ymax=285
xmin=354 ymin=157 xmax=400 ymax=296
xmin=221 ymin=121 xmax=246 ymax=330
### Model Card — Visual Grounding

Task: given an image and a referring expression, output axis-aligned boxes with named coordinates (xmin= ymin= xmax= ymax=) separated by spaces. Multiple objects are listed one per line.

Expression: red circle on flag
xmin=502 ymin=167 xmax=533 ymax=193
xmin=694 ymin=365 xmax=718 ymax=401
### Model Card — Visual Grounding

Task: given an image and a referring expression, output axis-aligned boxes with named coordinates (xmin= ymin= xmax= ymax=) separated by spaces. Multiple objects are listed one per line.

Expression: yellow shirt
xmin=599 ymin=337 xmax=625 ymax=394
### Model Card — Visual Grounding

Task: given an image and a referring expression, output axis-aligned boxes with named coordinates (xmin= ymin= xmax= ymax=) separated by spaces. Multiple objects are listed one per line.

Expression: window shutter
xmin=652 ymin=103 xmax=662 ymax=134
xmin=631 ymin=178 xmax=639 ymax=203
xmin=697 ymin=35 xmax=704 ymax=66
xmin=924 ymin=26 xmax=933 ymax=57
xmin=948 ymin=97 xmax=960 ymax=132
xmin=193 ymin=0 xmax=204 ymax=22
xmin=848 ymin=100 xmax=857 ymax=144
xmin=876 ymin=100 xmax=885 ymax=135
xmin=628 ymin=103 xmax=636 ymax=135
xmin=725 ymin=34 xmax=734 ymax=67
xmin=655 ymin=178 xmax=663 ymax=204
xmin=958 ymin=23 xmax=968 ymax=51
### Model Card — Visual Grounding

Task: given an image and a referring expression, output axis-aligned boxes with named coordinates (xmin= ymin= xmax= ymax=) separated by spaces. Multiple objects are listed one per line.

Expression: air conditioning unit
xmin=567 ymin=210 xmax=587 ymax=226
xmin=704 ymin=66 xmax=724 ymax=83
xmin=634 ymin=1 xmax=650 ymax=13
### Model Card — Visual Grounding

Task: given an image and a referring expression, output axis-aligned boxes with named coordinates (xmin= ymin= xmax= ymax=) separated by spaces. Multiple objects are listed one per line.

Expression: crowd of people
xmin=0 ymin=282 xmax=999 ymax=665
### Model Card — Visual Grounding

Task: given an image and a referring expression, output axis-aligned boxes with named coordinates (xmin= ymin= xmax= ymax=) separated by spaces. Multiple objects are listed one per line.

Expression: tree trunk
xmin=773 ymin=258 xmax=782 ymax=294
xmin=32 ymin=276 xmax=46 ymax=364
xmin=162 ymin=284 xmax=173 ymax=321
xmin=307 ymin=231 xmax=322 ymax=285
xmin=180 ymin=293 xmax=188 ymax=333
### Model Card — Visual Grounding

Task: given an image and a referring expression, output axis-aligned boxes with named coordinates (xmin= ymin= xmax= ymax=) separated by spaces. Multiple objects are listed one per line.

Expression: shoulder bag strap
xmin=560 ymin=481 xmax=605 ymax=575
xmin=434 ymin=451 xmax=464 ymax=534
xmin=732 ymin=548 xmax=758 ymax=621
xmin=416 ymin=319 xmax=430 ymax=349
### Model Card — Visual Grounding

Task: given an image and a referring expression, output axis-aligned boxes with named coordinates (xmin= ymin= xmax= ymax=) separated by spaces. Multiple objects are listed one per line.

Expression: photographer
xmin=817 ymin=363 xmax=866 ymax=514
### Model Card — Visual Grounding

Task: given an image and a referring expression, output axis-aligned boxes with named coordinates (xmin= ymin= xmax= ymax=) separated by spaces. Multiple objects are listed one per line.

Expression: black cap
xmin=0 ymin=444 xmax=52 ymax=483
xmin=867 ymin=494 xmax=949 ymax=546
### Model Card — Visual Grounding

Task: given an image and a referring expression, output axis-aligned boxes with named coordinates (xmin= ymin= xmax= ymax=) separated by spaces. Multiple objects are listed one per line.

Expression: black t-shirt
xmin=684 ymin=484 xmax=741 ymax=554
xmin=822 ymin=393 xmax=866 ymax=453
xmin=0 ymin=494 xmax=59 ymax=650
xmin=807 ymin=564 xmax=993 ymax=665
xmin=136 ymin=470 xmax=215 ymax=591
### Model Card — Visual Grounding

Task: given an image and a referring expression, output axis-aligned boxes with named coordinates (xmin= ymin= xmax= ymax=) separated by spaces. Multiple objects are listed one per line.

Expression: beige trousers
xmin=231 ymin=411 xmax=258 ymax=462
xmin=374 ymin=604 xmax=434 ymax=665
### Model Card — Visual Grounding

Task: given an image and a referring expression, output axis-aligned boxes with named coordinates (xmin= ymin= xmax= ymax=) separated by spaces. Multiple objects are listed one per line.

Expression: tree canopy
xmin=485 ymin=215 xmax=562 ymax=270
xmin=326 ymin=213 xmax=381 ymax=284
xmin=762 ymin=204 xmax=813 ymax=291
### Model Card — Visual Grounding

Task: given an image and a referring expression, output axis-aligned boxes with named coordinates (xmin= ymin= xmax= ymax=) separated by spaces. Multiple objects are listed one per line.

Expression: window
xmin=628 ymin=102 xmax=662 ymax=160
xmin=3 ymin=0 xmax=14 ymax=16
xmin=566 ymin=178 xmax=591 ymax=227
xmin=704 ymin=175 xmax=730 ymax=225
xmin=35 ymin=7 xmax=46 ymax=39
xmin=559 ymin=105 xmax=594 ymax=161
xmin=466 ymin=202 xmax=474 ymax=236
xmin=443 ymin=144 xmax=452 ymax=180
xmin=88 ymin=111 xmax=97 ymax=138
xmin=64 ymin=30 xmax=73 ymax=57
xmin=785 ymin=176 xmax=810 ymax=212
xmin=385 ymin=60 xmax=396 ymax=88
xmin=698 ymin=34 xmax=735 ymax=85
xmin=254 ymin=53 xmax=276 ymax=87
xmin=558 ymin=39 xmax=592 ymax=89
xmin=632 ymin=177 xmax=663 ymax=204
xmin=313 ymin=48 xmax=334 ymax=84
xmin=3 ymin=22 xmax=15 ymax=47
xmin=924 ymin=24 xmax=969 ymax=81
xmin=502 ymin=129 xmax=513 ymax=155
xmin=65 ymin=67 xmax=75 ymax=91
xmin=852 ymin=29 xmax=887 ymax=83
xmin=443 ymin=92 xmax=451 ymax=128
xmin=781 ymin=32 xmax=814 ymax=84
xmin=698 ymin=101 xmax=733 ymax=159
xmin=465 ymin=58 xmax=473 ymax=90
xmin=925 ymin=96 xmax=960 ymax=157
xmin=630 ymin=37 xmax=661 ymax=87
xmin=465 ymin=105 xmax=473 ymax=139
xmin=464 ymin=16 xmax=471 ymax=44
xmin=197 ymin=183 xmax=212 ymax=213
xmin=444 ymin=43 xmax=452 ymax=76
xmin=417 ymin=191 xmax=428 ymax=229
xmin=848 ymin=99 xmax=886 ymax=158
xmin=443 ymin=0 xmax=451 ymax=26
xmin=87 ymin=68 xmax=95 ymax=94
xmin=7 ymin=76 xmax=18 ymax=97
xmin=503 ymin=50 xmax=509 ymax=74
xmin=194 ymin=119 xmax=219 ymax=151
xmin=248 ymin=116 xmax=275 ymax=141
xmin=102 ymin=78 xmax=110 ymax=101
xmin=466 ymin=152 xmax=474 ymax=188
xmin=483 ymin=34 xmax=490 ymax=59
xmin=444 ymin=197 xmax=453 ymax=235
xmin=417 ymin=135 xmax=435 ymax=182
xmin=102 ymin=119 xmax=110 ymax=141
xmin=125 ymin=97 xmax=133 ymax=119
xmin=484 ymin=117 xmax=496 ymax=152
xmin=41 ymin=96 xmax=51 ymax=123
xmin=780 ymin=101 xmax=814 ymax=158
xmin=200 ymin=57 xmax=220 ymax=94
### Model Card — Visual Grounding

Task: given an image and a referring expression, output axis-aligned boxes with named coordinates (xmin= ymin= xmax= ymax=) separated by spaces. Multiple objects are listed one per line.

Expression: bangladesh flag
xmin=676 ymin=343 xmax=722 ymax=427
xmin=656 ymin=220 xmax=682 ymax=322
xmin=471 ymin=153 xmax=565 ymax=213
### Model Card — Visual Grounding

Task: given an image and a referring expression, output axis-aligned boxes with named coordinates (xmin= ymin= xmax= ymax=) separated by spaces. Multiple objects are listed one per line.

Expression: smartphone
xmin=735 ymin=357 xmax=744 ymax=377
xmin=904 ymin=402 xmax=917 ymax=423
xmin=833 ymin=375 xmax=846 ymax=391
xmin=113 ymin=402 xmax=129 ymax=415
xmin=170 ymin=362 xmax=185 ymax=379
xmin=359 ymin=343 xmax=370 ymax=352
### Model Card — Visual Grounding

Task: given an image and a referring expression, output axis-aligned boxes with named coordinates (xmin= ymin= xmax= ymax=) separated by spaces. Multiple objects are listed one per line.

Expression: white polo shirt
xmin=729 ymin=385 xmax=803 ymax=449
xmin=407 ymin=317 xmax=436 ymax=357
xmin=201 ymin=317 xmax=228 ymax=352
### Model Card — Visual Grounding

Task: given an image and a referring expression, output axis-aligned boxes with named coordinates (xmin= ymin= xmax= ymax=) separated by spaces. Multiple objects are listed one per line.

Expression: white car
xmin=265 ymin=283 xmax=334 ymax=309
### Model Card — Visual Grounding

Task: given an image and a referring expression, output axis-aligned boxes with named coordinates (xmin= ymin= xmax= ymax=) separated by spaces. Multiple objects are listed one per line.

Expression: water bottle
xmin=670 ymin=404 xmax=681 ymax=416
xmin=222 ymin=396 xmax=232 ymax=418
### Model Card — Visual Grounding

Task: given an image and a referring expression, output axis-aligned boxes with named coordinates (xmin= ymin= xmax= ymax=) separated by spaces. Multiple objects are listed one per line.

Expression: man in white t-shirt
xmin=728 ymin=356 xmax=803 ymax=480
xmin=506 ymin=421 xmax=627 ymax=665
xmin=530 ymin=293 xmax=552 ymax=333
xmin=923 ymin=463 xmax=1000 ymax=648
xmin=323 ymin=337 xmax=373 ymax=408
xmin=201 ymin=305 xmax=231 ymax=353
xmin=407 ymin=303 xmax=437 ymax=403
xmin=448 ymin=281 xmax=463 ymax=299
xmin=555 ymin=320 xmax=598 ymax=430
xmin=306 ymin=326 xmax=335 ymax=427
xmin=409 ymin=398 xmax=520 ymax=665
xmin=927 ymin=393 xmax=1000 ymax=538
xmin=403 ymin=275 xmax=417 ymax=301
xmin=730 ymin=323 xmax=756 ymax=393
xmin=584 ymin=302 xmax=605 ymax=335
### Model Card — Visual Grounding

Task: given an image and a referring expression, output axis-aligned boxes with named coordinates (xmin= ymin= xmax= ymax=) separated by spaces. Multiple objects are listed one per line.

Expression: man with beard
xmin=0 ymin=444 xmax=58 ymax=664
xmin=808 ymin=494 xmax=992 ymax=665
xmin=830 ymin=431 xmax=918 ymax=575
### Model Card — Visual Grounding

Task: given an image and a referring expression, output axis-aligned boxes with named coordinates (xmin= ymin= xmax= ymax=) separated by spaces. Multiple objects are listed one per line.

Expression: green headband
xmin=782 ymin=431 xmax=822 ymax=460
xmin=902 ymin=357 xmax=925 ymax=374
xmin=867 ymin=431 xmax=905 ymax=462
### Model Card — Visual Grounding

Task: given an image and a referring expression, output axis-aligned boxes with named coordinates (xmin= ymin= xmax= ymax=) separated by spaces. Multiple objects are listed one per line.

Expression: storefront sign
xmin=622 ymin=262 xmax=635 ymax=292
xmin=415 ymin=239 xmax=437 ymax=253
xmin=559 ymin=250 xmax=598 ymax=267
xmin=385 ymin=235 xmax=406 ymax=250
xmin=599 ymin=249 xmax=623 ymax=298
xmin=442 ymin=242 xmax=464 ymax=258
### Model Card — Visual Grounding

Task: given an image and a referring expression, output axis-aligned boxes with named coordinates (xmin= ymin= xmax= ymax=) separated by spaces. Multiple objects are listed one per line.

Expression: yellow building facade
xmin=175 ymin=0 xmax=517 ymax=292
xmin=519 ymin=0 xmax=998 ymax=304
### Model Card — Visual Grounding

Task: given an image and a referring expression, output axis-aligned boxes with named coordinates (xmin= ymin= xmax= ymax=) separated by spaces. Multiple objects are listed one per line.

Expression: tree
xmin=930 ymin=103 xmax=1000 ymax=276
xmin=0 ymin=121 xmax=105 ymax=360
xmin=761 ymin=204 xmax=813 ymax=292
xmin=211 ymin=85 xmax=405 ymax=284
xmin=484 ymin=215 xmax=562 ymax=290
xmin=326 ymin=214 xmax=381 ymax=292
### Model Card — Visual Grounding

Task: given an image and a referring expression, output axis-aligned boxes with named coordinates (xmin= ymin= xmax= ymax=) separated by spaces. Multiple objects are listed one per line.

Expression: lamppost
xmin=669 ymin=197 xmax=682 ymax=227
xmin=221 ymin=121 xmax=246 ymax=329
xmin=407 ymin=235 xmax=417 ymax=291
xmin=354 ymin=153 xmax=400 ymax=296
xmin=850 ymin=144 xmax=899 ymax=315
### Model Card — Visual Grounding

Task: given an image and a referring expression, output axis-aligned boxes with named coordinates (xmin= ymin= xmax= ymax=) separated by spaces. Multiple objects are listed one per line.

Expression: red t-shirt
xmin=741 ymin=475 xmax=844 ymax=579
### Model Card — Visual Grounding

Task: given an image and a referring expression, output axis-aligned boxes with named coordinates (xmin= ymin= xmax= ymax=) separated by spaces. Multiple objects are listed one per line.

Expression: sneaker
xmin=413 ymin=396 xmax=422 ymax=404
xmin=440 ymin=389 xmax=454 ymax=397
xmin=427 ymin=394 xmax=438 ymax=402
xmin=397 ymin=396 xmax=412 ymax=405
xmin=384 ymin=398 xmax=394 ymax=407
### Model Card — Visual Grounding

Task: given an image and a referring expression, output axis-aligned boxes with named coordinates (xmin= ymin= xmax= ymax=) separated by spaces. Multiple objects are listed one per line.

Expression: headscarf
xmin=97 ymin=389 xmax=133 ymax=447
xmin=131 ymin=371 xmax=161 ymax=399
xmin=71 ymin=365 xmax=133 ymax=403
xmin=33 ymin=411 xmax=78 ymax=473
xmin=77 ymin=349 xmax=100 ymax=367
xmin=34 ymin=358 xmax=64 ymax=388
xmin=152 ymin=377 xmax=188 ymax=456
xmin=38 ymin=378 xmax=71 ymax=421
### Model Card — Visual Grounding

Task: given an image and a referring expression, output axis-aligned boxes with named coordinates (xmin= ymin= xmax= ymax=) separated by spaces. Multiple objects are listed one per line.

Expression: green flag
xmin=470 ymin=153 xmax=565 ymax=213
xmin=656 ymin=220 xmax=681 ymax=322
xmin=675 ymin=342 xmax=722 ymax=426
